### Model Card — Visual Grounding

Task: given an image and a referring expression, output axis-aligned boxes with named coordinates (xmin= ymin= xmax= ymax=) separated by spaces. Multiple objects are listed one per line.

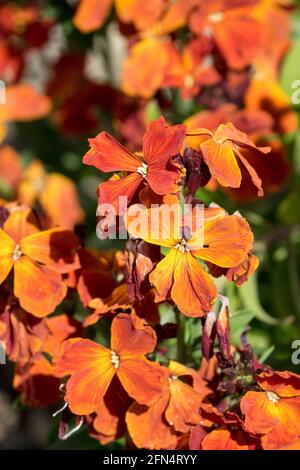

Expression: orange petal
xmin=5 ymin=84 xmax=51 ymax=121
xmin=54 ymin=338 xmax=115 ymax=415
xmin=0 ymin=145 xmax=22 ymax=188
xmin=3 ymin=208 xmax=40 ymax=242
xmin=98 ymin=173 xmax=142 ymax=211
xmin=121 ymin=38 xmax=169 ymax=99
xmin=117 ymin=357 xmax=167 ymax=406
xmin=126 ymin=203 xmax=181 ymax=247
xmin=213 ymin=15 xmax=265 ymax=70
xmin=201 ymin=429 xmax=255 ymax=450
xmin=20 ymin=228 xmax=80 ymax=273
xmin=0 ymin=229 xmax=14 ymax=284
xmin=256 ymin=370 xmax=300 ymax=398
xmin=40 ymin=173 xmax=84 ymax=229
xmin=190 ymin=214 xmax=253 ymax=268
xmin=241 ymin=390 xmax=300 ymax=449
xmin=83 ymin=131 xmax=139 ymax=173
xmin=13 ymin=256 xmax=67 ymax=317
xmin=111 ymin=313 xmax=157 ymax=356
xmin=166 ymin=377 xmax=205 ymax=433
xmin=150 ymin=250 xmax=217 ymax=317
xmin=126 ymin=393 xmax=178 ymax=450
xmin=73 ymin=0 xmax=112 ymax=33
xmin=143 ymin=117 xmax=185 ymax=168
xmin=200 ymin=139 xmax=242 ymax=188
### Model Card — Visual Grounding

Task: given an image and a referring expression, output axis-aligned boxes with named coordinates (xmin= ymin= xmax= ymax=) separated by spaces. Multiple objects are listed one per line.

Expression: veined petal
xmin=117 ymin=357 xmax=167 ymax=406
xmin=13 ymin=257 xmax=67 ymax=317
xmin=54 ymin=338 xmax=114 ymax=415
xmin=149 ymin=249 xmax=178 ymax=302
xmin=83 ymin=131 xmax=139 ymax=173
xmin=98 ymin=173 xmax=142 ymax=212
xmin=126 ymin=393 xmax=178 ymax=450
xmin=20 ymin=228 xmax=80 ymax=273
xmin=166 ymin=377 xmax=204 ymax=433
xmin=172 ymin=252 xmax=217 ymax=317
xmin=0 ymin=229 xmax=15 ymax=284
xmin=66 ymin=365 xmax=116 ymax=415
xmin=146 ymin=168 xmax=180 ymax=195
xmin=200 ymin=139 xmax=242 ymax=188
xmin=111 ymin=313 xmax=157 ymax=357
xmin=190 ymin=215 xmax=253 ymax=268
xmin=126 ymin=204 xmax=181 ymax=247
xmin=143 ymin=117 xmax=186 ymax=168
xmin=3 ymin=209 xmax=39 ymax=243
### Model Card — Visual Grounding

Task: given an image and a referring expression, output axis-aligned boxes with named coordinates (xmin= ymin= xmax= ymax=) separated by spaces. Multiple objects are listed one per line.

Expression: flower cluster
xmin=0 ymin=0 xmax=299 ymax=451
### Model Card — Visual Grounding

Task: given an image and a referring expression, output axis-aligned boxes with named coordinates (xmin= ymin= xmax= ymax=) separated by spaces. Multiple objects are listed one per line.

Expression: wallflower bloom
xmin=83 ymin=117 xmax=185 ymax=211
xmin=54 ymin=313 xmax=167 ymax=415
xmin=241 ymin=370 xmax=300 ymax=450
xmin=0 ymin=208 xmax=80 ymax=317
xmin=186 ymin=123 xmax=270 ymax=196
xmin=126 ymin=202 xmax=253 ymax=317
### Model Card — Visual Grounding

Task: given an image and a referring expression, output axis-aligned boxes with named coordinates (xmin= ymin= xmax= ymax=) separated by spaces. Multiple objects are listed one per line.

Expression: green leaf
xmin=259 ymin=345 xmax=275 ymax=364
xmin=230 ymin=308 xmax=256 ymax=334
xmin=238 ymin=274 xmax=279 ymax=325
xmin=280 ymin=37 xmax=300 ymax=107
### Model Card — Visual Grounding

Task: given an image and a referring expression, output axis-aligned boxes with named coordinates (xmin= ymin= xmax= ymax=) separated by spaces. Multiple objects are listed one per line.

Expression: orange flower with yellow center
xmin=126 ymin=202 xmax=253 ymax=317
xmin=54 ymin=313 xmax=167 ymax=415
xmin=0 ymin=208 xmax=80 ymax=317
xmin=241 ymin=370 xmax=300 ymax=450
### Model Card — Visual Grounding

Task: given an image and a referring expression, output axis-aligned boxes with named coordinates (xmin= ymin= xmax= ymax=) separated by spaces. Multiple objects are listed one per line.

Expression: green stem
xmin=175 ymin=309 xmax=187 ymax=363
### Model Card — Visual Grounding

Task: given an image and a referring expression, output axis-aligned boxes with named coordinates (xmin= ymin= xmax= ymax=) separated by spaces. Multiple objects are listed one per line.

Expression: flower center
xmin=136 ymin=162 xmax=148 ymax=178
xmin=175 ymin=239 xmax=190 ymax=253
xmin=266 ymin=391 xmax=280 ymax=404
xmin=208 ymin=12 xmax=225 ymax=24
xmin=110 ymin=350 xmax=120 ymax=369
xmin=13 ymin=244 xmax=23 ymax=261
xmin=184 ymin=74 xmax=195 ymax=89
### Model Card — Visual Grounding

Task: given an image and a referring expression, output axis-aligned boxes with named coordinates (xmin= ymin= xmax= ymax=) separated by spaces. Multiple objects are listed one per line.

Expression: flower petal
xmin=83 ymin=131 xmax=139 ymax=173
xmin=20 ymin=228 xmax=80 ymax=273
xmin=98 ymin=173 xmax=142 ymax=212
xmin=200 ymin=139 xmax=242 ymax=188
xmin=73 ymin=0 xmax=112 ymax=33
xmin=0 ymin=229 xmax=14 ymax=284
xmin=117 ymin=357 xmax=167 ymax=406
xmin=13 ymin=257 xmax=67 ymax=317
xmin=126 ymin=393 xmax=178 ymax=450
xmin=190 ymin=214 xmax=253 ymax=268
xmin=143 ymin=117 xmax=186 ymax=168
xmin=111 ymin=313 xmax=157 ymax=357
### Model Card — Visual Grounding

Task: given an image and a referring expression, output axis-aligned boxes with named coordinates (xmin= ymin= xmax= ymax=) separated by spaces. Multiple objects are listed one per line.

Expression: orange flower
xmin=241 ymin=370 xmax=300 ymax=450
xmin=126 ymin=360 xmax=210 ymax=449
xmin=193 ymin=405 xmax=261 ymax=450
xmin=83 ymin=117 xmax=185 ymax=210
xmin=188 ymin=0 xmax=266 ymax=70
xmin=0 ymin=208 xmax=80 ymax=317
xmin=165 ymin=38 xmax=221 ymax=100
xmin=186 ymin=123 xmax=271 ymax=196
xmin=121 ymin=38 xmax=172 ymax=99
xmin=54 ymin=313 xmax=167 ymax=415
xmin=126 ymin=202 xmax=253 ymax=317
